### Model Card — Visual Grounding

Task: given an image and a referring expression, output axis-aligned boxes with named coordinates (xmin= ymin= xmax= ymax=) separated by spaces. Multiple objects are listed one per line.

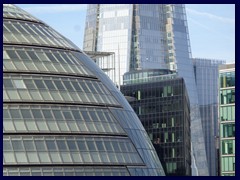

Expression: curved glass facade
xmin=3 ymin=4 xmax=165 ymax=176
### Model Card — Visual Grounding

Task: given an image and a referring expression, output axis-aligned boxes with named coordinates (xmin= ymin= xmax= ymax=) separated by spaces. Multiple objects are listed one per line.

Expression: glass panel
xmin=61 ymin=152 xmax=72 ymax=163
xmin=23 ymin=141 xmax=35 ymax=151
xmin=21 ymin=109 xmax=32 ymax=119
xmin=38 ymin=152 xmax=50 ymax=163
xmin=67 ymin=141 xmax=78 ymax=151
xmin=25 ymin=121 xmax=38 ymax=131
xmin=34 ymin=80 xmax=46 ymax=89
xmin=12 ymin=140 xmax=24 ymax=151
xmin=49 ymin=152 xmax=61 ymax=163
xmin=3 ymin=109 xmax=10 ymax=119
xmin=4 ymin=152 xmax=16 ymax=163
xmin=9 ymin=109 xmax=21 ymax=119
xmin=35 ymin=140 xmax=46 ymax=151
xmin=15 ymin=152 xmax=28 ymax=163
xmin=46 ymin=140 xmax=57 ymax=151
xmin=42 ymin=110 xmax=53 ymax=119
xmin=44 ymin=80 xmax=56 ymax=90
xmin=3 ymin=140 xmax=12 ymax=151
xmin=82 ymin=152 xmax=92 ymax=163
xmin=31 ymin=109 xmax=43 ymax=119
xmin=47 ymin=121 xmax=59 ymax=131
xmin=52 ymin=110 xmax=64 ymax=120
xmin=87 ymin=141 xmax=96 ymax=151
xmin=63 ymin=111 xmax=73 ymax=120
xmin=13 ymin=80 xmax=26 ymax=89
xmin=77 ymin=141 xmax=87 ymax=151
xmin=4 ymin=79 xmax=14 ymax=88
xmin=56 ymin=140 xmax=68 ymax=151
xmin=14 ymin=120 xmax=27 ymax=131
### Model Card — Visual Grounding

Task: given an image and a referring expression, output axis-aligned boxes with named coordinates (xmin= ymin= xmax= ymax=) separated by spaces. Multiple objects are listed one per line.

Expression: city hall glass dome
xmin=3 ymin=4 xmax=165 ymax=176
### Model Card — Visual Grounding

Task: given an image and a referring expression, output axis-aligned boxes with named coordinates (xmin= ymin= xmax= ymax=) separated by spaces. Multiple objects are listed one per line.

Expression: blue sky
xmin=16 ymin=4 xmax=235 ymax=63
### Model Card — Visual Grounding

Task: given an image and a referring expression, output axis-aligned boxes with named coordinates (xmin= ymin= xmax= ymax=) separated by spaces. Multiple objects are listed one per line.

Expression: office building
xmin=121 ymin=69 xmax=191 ymax=176
xmin=83 ymin=4 xmax=208 ymax=175
xmin=193 ymin=58 xmax=225 ymax=176
xmin=219 ymin=64 xmax=235 ymax=176
xmin=3 ymin=4 xmax=165 ymax=176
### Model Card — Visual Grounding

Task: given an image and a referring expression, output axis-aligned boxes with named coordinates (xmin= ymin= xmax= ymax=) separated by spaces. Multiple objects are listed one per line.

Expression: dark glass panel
xmin=46 ymin=140 xmax=57 ymax=151
xmin=23 ymin=140 xmax=35 ymax=151
xmin=56 ymin=140 xmax=68 ymax=151
xmin=21 ymin=109 xmax=32 ymax=119
xmin=4 ymin=79 xmax=14 ymax=88
xmin=31 ymin=109 xmax=43 ymax=119
xmin=44 ymin=80 xmax=56 ymax=90
xmin=34 ymin=80 xmax=46 ymax=89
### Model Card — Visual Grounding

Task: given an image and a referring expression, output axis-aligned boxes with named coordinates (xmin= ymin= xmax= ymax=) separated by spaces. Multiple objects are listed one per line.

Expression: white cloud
xmin=186 ymin=7 xmax=235 ymax=24
xmin=188 ymin=17 xmax=234 ymax=42
xmin=20 ymin=4 xmax=87 ymax=14
xmin=188 ymin=17 xmax=215 ymax=32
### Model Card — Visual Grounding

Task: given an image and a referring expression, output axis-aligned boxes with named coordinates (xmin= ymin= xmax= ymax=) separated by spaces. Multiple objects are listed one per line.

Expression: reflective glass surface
xmin=3 ymin=46 xmax=94 ymax=77
xmin=4 ymin=167 xmax=129 ymax=176
xmin=4 ymin=19 xmax=79 ymax=50
xmin=3 ymin=4 xmax=165 ymax=176
xmin=4 ymin=105 xmax=125 ymax=134
xmin=3 ymin=4 xmax=40 ymax=22
xmin=4 ymin=74 xmax=118 ymax=106
xmin=4 ymin=135 xmax=143 ymax=165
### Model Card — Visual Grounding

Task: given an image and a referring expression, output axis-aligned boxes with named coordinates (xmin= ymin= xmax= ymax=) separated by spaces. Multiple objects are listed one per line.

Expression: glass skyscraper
xmin=193 ymin=58 xmax=225 ymax=176
xmin=121 ymin=70 xmax=191 ymax=176
xmin=219 ymin=64 xmax=235 ymax=176
xmin=3 ymin=4 xmax=165 ymax=176
xmin=83 ymin=4 xmax=209 ymax=175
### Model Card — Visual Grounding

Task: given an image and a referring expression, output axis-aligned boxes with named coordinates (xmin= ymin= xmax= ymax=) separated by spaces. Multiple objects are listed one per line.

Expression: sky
xmin=16 ymin=4 xmax=235 ymax=63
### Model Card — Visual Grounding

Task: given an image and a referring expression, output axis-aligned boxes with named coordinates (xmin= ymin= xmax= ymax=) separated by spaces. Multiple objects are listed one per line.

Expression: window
xmin=12 ymin=140 xmax=24 ymax=151
xmin=13 ymin=80 xmax=26 ymax=89
xmin=4 ymin=79 xmax=14 ymax=88
xmin=222 ymin=140 xmax=235 ymax=155
xmin=34 ymin=80 xmax=46 ymax=89
xmin=221 ymin=124 xmax=235 ymax=138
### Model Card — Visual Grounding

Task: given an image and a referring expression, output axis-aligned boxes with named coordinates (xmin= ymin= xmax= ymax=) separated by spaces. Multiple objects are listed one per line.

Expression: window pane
xmin=10 ymin=109 xmax=21 ymax=119
xmin=67 ymin=141 xmax=78 ymax=151
xmin=21 ymin=109 xmax=32 ymax=119
xmin=46 ymin=140 xmax=57 ymax=151
xmin=44 ymin=80 xmax=56 ymax=90
xmin=57 ymin=140 xmax=68 ymax=151
xmin=35 ymin=140 xmax=46 ymax=151
xmin=54 ymin=81 xmax=65 ymax=90
xmin=23 ymin=140 xmax=35 ymax=151
xmin=12 ymin=140 xmax=24 ymax=151
xmin=42 ymin=110 xmax=53 ymax=119
xmin=34 ymin=80 xmax=46 ymax=89
xmin=31 ymin=109 xmax=43 ymax=119
xmin=13 ymin=80 xmax=26 ymax=89
xmin=4 ymin=79 xmax=14 ymax=88
xmin=63 ymin=111 xmax=73 ymax=120
xmin=3 ymin=140 xmax=12 ymax=151
xmin=52 ymin=110 xmax=64 ymax=120
xmin=77 ymin=141 xmax=87 ymax=151
xmin=87 ymin=141 xmax=96 ymax=151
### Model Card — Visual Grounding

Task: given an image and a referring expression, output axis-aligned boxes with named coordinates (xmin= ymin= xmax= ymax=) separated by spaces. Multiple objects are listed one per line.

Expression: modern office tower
xmin=3 ymin=4 xmax=165 ymax=176
xmin=121 ymin=69 xmax=191 ymax=176
xmin=192 ymin=58 xmax=226 ymax=176
xmin=219 ymin=64 xmax=235 ymax=176
xmin=83 ymin=4 xmax=209 ymax=175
